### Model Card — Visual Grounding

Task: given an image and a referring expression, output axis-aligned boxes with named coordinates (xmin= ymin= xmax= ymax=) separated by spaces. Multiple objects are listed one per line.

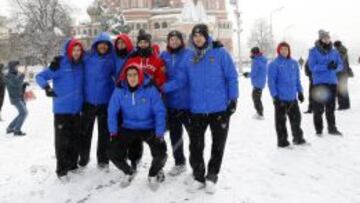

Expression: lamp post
xmin=270 ymin=6 xmax=284 ymax=36
xmin=231 ymin=0 xmax=243 ymax=72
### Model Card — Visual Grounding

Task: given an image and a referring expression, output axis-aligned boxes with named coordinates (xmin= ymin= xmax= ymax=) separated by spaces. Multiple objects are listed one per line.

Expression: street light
xmin=283 ymin=24 xmax=294 ymax=41
xmin=230 ymin=0 xmax=243 ymax=72
xmin=270 ymin=6 xmax=284 ymax=39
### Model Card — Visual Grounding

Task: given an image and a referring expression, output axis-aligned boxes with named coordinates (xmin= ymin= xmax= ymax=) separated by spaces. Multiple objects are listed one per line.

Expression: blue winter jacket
xmin=115 ymin=50 xmax=134 ymax=79
xmin=308 ymin=43 xmax=343 ymax=85
xmin=83 ymin=32 xmax=116 ymax=105
xmin=267 ymin=56 xmax=303 ymax=101
xmin=185 ymin=38 xmax=239 ymax=114
xmin=36 ymin=40 xmax=84 ymax=114
xmin=107 ymin=78 xmax=166 ymax=137
xmin=250 ymin=55 xmax=267 ymax=89
xmin=161 ymin=48 xmax=192 ymax=110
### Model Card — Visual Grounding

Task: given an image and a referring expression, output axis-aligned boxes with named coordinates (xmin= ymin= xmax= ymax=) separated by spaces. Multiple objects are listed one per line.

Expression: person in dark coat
xmin=268 ymin=42 xmax=307 ymax=148
xmin=0 ymin=63 xmax=5 ymax=121
xmin=249 ymin=47 xmax=267 ymax=119
xmin=304 ymin=60 xmax=314 ymax=113
xmin=308 ymin=30 xmax=343 ymax=136
xmin=36 ymin=38 xmax=85 ymax=179
xmin=334 ymin=40 xmax=351 ymax=110
xmin=4 ymin=61 xmax=28 ymax=136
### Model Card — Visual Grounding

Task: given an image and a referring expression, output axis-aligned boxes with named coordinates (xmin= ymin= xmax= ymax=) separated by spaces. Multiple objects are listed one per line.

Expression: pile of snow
xmin=0 ymin=66 xmax=359 ymax=203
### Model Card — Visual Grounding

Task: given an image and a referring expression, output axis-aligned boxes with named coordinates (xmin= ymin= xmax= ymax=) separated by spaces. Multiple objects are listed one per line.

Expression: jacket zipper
xmin=132 ymin=92 xmax=136 ymax=105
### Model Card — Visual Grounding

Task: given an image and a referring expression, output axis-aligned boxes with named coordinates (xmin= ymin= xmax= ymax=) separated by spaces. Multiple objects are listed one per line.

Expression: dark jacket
xmin=4 ymin=61 xmax=25 ymax=104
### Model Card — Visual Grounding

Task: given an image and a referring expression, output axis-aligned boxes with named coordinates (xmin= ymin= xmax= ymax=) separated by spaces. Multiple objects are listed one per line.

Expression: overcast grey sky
xmin=1 ymin=0 xmax=359 ymax=60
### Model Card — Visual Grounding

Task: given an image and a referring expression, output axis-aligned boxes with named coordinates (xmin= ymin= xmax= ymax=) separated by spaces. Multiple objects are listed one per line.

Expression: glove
xmin=298 ymin=92 xmax=304 ymax=103
xmin=49 ymin=55 xmax=62 ymax=71
xmin=44 ymin=85 xmax=57 ymax=97
xmin=327 ymin=60 xmax=337 ymax=70
xmin=242 ymin=72 xmax=250 ymax=78
xmin=226 ymin=100 xmax=237 ymax=116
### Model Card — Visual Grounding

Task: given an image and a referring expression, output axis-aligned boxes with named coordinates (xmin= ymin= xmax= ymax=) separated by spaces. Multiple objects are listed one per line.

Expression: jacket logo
xmin=209 ymin=57 xmax=215 ymax=63
xmin=141 ymin=98 xmax=147 ymax=104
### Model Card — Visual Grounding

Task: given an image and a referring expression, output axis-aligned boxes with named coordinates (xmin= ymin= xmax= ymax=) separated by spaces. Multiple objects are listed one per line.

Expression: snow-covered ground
xmin=1 ymin=66 xmax=360 ymax=203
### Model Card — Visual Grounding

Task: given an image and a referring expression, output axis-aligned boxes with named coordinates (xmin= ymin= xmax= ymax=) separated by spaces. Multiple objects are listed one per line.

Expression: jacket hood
xmin=115 ymin=34 xmax=133 ymax=53
xmin=117 ymin=63 xmax=148 ymax=88
xmin=91 ymin=32 xmax=114 ymax=53
xmin=62 ymin=38 xmax=84 ymax=60
xmin=8 ymin=61 xmax=20 ymax=74
xmin=277 ymin=42 xmax=292 ymax=59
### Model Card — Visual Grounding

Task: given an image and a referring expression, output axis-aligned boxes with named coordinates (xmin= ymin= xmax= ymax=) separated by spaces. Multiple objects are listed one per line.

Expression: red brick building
xmin=72 ymin=0 xmax=233 ymax=52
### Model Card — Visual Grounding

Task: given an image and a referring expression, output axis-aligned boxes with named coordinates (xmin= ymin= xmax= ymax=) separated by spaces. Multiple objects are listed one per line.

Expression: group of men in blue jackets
xmin=247 ymin=29 xmax=345 ymax=148
xmin=36 ymin=23 xmax=239 ymax=193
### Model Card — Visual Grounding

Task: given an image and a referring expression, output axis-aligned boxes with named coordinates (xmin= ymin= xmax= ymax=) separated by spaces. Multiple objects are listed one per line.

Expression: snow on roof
xmin=150 ymin=14 xmax=180 ymax=20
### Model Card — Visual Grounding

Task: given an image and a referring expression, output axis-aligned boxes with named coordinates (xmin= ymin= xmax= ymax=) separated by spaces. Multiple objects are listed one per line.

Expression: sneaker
xmin=277 ymin=142 xmax=290 ymax=148
xmin=187 ymin=179 xmax=205 ymax=193
xmin=148 ymin=176 xmax=160 ymax=191
xmin=14 ymin=131 xmax=26 ymax=136
xmin=6 ymin=129 xmax=14 ymax=134
xmin=121 ymin=173 xmax=136 ymax=188
xmin=156 ymin=169 xmax=165 ymax=183
xmin=168 ymin=164 xmax=186 ymax=176
xmin=205 ymin=180 xmax=216 ymax=194
xmin=329 ymin=129 xmax=343 ymax=136
xmin=316 ymin=131 xmax=323 ymax=136
xmin=78 ymin=157 xmax=89 ymax=167
xmin=57 ymin=174 xmax=70 ymax=183
xmin=293 ymin=139 xmax=307 ymax=145
xmin=253 ymin=114 xmax=264 ymax=120
xmin=97 ymin=163 xmax=109 ymax=172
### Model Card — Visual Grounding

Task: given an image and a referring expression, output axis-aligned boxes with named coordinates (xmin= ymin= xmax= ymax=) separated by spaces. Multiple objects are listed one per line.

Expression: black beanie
xmin=167 ymin=30 xmax=184 ymax=42
xmin=251 ymin=47 xmax=261 ymax=55
xmin=137 ymin=29 xmax=152 ymax=44
xmin=334 ymin=40 xmax=342 ymax=48
xmin=191 ymin=24 xmax=209 ymax=40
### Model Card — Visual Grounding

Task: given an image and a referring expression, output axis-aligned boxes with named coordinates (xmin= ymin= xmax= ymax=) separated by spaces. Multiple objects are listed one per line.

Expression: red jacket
xmin=119 ymin=54 xmax=166 ymax=88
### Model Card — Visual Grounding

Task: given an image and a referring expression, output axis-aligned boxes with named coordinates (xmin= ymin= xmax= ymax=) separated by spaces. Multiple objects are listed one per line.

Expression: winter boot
xmin=205 ymin=180 xmax=217 ymax=194
xmin=329 ymin=129 xmax=343 ymax=136
xmin=187 ymin=179 xmax=205 ymax=193
xmin=14 ymin=131 xmax=26 ymax=136
xmin=168 ymin=164 xmax=186 ymax=176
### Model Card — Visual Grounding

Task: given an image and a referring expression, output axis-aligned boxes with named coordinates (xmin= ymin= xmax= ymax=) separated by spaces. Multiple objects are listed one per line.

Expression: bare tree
xmin=90 ymin=0 xmax=130 ymax=34
xmin=247 ymin=18 xmax=275 ymax=57
xmin=10 ymin=0 xmax=73 ymax=66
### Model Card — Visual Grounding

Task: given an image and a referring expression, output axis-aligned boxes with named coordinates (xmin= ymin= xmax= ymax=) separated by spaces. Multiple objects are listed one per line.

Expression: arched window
xmin=162 ymin=22 xmax=168 ymax=28
xmin=154 ymin=22 xmax=160 ymax=29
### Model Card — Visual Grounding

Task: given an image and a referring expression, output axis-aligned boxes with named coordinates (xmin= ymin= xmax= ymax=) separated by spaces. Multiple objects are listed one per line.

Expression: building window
xmin=162 ymin=22 xmax=168 ymax=28
xmin=154 ymin=22 xmax=160 ymax=29
xmin=143 ymin=23 xmax=148 ymax=29
xmin=83 ymin=30 xmax=87 ymax=35
xmin=88 ymin=29 xmax=92 ymax=36
xmin=136 ymin=23 xmax=141 ymax=30
xmin=94 ymin=29 xmax=98 ymax=35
